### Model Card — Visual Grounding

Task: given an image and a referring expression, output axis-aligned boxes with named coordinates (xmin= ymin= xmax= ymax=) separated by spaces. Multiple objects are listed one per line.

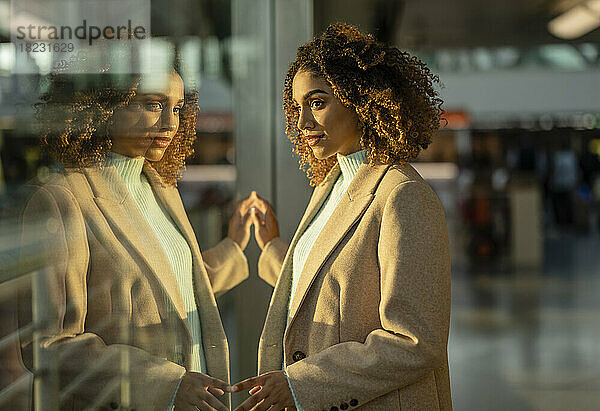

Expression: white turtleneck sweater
xmin=106 ymin=153 xmax=206 ymax=376
xmin=289 ymin=149 xmax=366 ymax=310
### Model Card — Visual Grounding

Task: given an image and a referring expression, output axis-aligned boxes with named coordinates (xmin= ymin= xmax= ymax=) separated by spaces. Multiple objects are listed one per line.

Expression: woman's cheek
xmin=138 ymin=111 xmax=162 ymax=129
xmin=111 ymin=111 xmax=137 ymax=132
xmin=313 ymin=111 xmax=326 ymax=128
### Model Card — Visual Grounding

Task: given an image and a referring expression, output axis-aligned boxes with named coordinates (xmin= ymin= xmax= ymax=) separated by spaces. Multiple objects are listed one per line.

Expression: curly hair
xmin=283 ymin=23 xmax=444 ymax=186
xmin=36 ymin=71 xmax=198 ymax=186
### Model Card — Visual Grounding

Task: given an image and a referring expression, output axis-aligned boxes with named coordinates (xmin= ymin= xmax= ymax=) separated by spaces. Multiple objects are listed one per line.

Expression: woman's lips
xmin=306 ymin=134 xmax=324 ymax=146
xmin=151 ymin=137 xmax=172 ymax=148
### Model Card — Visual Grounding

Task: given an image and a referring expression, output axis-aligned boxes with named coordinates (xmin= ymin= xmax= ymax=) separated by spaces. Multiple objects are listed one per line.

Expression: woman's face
xmin=110 ymin=70 xmax=185 ymax=161
xmin=292 ymin=70 xmax=362 ymax=160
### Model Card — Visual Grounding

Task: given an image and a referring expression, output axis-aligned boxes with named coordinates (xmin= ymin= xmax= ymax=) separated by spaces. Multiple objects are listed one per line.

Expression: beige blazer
xmin=18 ymin=163 xmax=248 ymax=410
xmin=257 ymin=163 xmax=452 ymax=410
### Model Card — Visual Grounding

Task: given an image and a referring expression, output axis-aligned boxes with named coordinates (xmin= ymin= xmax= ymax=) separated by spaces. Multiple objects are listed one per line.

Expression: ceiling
xmin=3 ymin=0 xmax=598 ymax=50
xmin=314 ymin=0 xmax=600 ymax=50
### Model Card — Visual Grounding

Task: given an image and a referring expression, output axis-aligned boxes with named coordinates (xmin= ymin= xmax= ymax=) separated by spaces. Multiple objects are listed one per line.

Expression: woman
xmin=232 ymin=24 xmax=451 ymax=410
xmin=19 ymin=68 xmax=252 ymax=410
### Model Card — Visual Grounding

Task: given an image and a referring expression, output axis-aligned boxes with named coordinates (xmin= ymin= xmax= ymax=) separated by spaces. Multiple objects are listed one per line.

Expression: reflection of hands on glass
xmin=231 ymin=370 xmax=296 ymax=411
xmin=247 ymin=192 xmax=280 ymax=250
xmin=174 ymin=371 xmax=230 ymax=411
xmin=227 ymin=193 xmax=259 ymax=250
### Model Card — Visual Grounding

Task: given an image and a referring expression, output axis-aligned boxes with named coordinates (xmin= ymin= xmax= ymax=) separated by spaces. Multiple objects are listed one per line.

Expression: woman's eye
xmin=310 ymin=100 xmax=324 ymax=109
xmin=173 ymin=106 xmax=183 ymax=114
xmin=145 ymin=102 xmax=163 ymax=111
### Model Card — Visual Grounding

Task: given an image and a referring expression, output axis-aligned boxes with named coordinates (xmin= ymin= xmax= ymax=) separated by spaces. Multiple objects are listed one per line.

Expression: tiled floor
xmin=449 ymin=232 xmax=600 ymax=410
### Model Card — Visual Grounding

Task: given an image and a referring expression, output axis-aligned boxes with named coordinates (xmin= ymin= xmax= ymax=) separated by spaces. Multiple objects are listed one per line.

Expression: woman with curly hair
xmin=19 ymin=68 xmax=254 ymax=410
xmin=231 ymin=23 xmax=451 ymax=410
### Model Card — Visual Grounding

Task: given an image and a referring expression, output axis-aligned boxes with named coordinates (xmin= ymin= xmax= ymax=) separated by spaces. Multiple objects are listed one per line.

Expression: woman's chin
xmin=144 ymin=147 xmax=169 ymax=162
xmin=310 ymin=146 xmax=333 ymax=160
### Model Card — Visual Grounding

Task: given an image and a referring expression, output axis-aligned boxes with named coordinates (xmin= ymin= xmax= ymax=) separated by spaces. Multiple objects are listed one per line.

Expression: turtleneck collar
xmin=107 ymin=152 xmax=145 ymax=185
xmin=337 ymin=149 xmax=366 ymax=184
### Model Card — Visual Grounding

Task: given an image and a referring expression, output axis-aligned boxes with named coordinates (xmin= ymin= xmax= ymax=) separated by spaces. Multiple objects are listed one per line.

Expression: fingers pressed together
xmin=174 ymin=372 xmax=230 ymax=411
xmin=175 ymin=370 xmax=293 ymax=411
xmin=231 ymin=371 xmax=294 ymax=411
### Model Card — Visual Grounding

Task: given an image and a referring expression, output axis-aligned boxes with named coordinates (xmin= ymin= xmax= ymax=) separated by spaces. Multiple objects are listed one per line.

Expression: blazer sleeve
xmin=257 ymin=237 xmax=288 ymax=287
xmin=18 ymin=185 xmax=185 ymax=411
xmin=285 ymin=180 xmax=451 ymax=409
xmin=202 ymin=237 xmax=249 ymax=296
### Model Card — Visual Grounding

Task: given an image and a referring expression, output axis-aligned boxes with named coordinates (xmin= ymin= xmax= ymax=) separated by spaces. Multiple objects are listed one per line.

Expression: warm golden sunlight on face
xmin=110 ymin=70 xmax=185 ymax=162
xmin=292 ymin=70 xmax=362 ymax=160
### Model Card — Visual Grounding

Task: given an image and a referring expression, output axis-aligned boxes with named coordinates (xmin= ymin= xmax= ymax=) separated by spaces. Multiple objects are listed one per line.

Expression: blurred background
xmin=1 ymin=0 xmax=599 ymax=409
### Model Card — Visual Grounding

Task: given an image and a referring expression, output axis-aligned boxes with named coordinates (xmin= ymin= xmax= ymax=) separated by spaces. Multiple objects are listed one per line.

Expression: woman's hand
xmin=231 ymin=370 xmax=296 ymax=411
xmin=173 ymin=371 xmax=230 ymax=411
xmin=227 ymin=194 xmax=257 ymax=250
xmin=227 ymin=191 xmax=280 ymax=250
xmin=248 ymin=192 xmax=280 ymax=250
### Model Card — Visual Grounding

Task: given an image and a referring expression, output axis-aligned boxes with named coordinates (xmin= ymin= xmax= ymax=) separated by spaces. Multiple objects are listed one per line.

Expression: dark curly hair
xmin=36 ymin=69 xmax=198 ymax=186
xmin=283 ymin=23 xmax=444 ymax=186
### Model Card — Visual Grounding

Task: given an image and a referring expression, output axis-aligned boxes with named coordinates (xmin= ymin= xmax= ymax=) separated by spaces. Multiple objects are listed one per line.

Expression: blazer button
xmin=292 ymin=350 xmax=306 ymax=362
xmin=340 ymin=403 xmax=349 ymax=410
xmin=349 ymin=399 xmax=358 ymax=407
xmin=109 ymin=402 xmax=119 ymax=409
xmin=330 ymin=407 xmax=339 ymax=411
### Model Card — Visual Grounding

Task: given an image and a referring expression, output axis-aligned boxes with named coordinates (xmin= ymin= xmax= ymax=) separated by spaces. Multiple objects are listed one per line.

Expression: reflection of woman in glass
xmin=232 ymin=24 xmax=452 ymax=410
xmin=20 ymin=68 xmax=252 ymax=410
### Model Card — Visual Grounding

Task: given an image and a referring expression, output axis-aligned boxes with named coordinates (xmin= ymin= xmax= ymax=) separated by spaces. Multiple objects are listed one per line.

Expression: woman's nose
xmin=160 ymin=108 xmax=178 ymax=132
xmin=297 ymin=107 xmax=315 ymax=131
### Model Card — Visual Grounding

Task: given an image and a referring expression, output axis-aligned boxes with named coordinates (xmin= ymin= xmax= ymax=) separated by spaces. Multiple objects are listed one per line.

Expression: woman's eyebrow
xmin=139 ymin=93 xmax=166 ymax=99
xmin=137 ymin=94 xmax=185 ymax=104
xmin=293 ymin=88 xmax=328 ymax=105
xmin=303 ymin=89 xmax=328 ymax=101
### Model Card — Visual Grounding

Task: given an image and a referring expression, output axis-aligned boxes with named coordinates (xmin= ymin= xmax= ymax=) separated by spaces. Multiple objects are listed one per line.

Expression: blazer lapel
xmin=84 ymin=165 xmax=189 ymax=326
xmin=259 ymin=167 xmax=340 ymax=358
xmin=286 ymin=163 xmax=391 ymax=333
xmin=144 ymin=164 xmax=229 ymax=380
xmin=191 ymin=251 xmax=229 ymax=382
